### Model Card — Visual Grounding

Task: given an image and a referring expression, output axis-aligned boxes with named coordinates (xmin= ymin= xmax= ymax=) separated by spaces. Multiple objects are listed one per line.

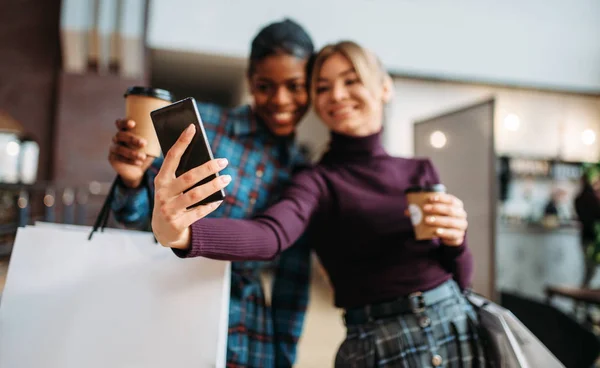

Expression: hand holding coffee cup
xmin=108 ymin=87 xmax=174 ymax=188
xmin=405 ymin=184 xmax=468 ymax=246
xmin=109 ymin=119 xmax=153 ymax=188
xmin=124 ymin=86 xmax=173 ymax=157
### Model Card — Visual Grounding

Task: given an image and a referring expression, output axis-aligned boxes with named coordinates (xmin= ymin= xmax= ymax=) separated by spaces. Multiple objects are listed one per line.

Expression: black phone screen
xmin=150 ymin=97 xmax=225 ymax=207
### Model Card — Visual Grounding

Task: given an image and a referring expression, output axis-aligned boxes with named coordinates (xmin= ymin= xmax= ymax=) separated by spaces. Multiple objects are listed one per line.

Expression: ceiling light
xmin=503 ymin=114 xmax=520 ymax=131
xmin=582 ymin=129 xmax=596 ymax=145
xmin=430 ymin=131 xmax=447 ymax=149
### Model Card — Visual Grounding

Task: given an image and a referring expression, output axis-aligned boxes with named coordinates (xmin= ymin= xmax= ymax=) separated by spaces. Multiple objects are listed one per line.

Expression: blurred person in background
xmin=152 ymin=41 xmax=485 ymax=368
xmin=542 ymin=187 xmax=568 ymax=228
xmin=107 ymin=18 xmax=314 ymax=368
xmin=575 ymin=164 xmax=600 ymax=288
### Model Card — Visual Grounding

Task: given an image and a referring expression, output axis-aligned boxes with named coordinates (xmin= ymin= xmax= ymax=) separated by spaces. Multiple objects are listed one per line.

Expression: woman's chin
xmin=266 ymin=121 xmax=296 ymax=136
xmin=327 ymin=120 xmax=361 ymax=135
xmin=330 ymin=126 xmax=355 ymax=136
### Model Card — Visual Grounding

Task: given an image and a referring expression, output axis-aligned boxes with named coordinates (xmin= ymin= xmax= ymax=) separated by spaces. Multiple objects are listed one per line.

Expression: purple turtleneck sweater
xmin=178 ymin=131 xmax=474 ymax=308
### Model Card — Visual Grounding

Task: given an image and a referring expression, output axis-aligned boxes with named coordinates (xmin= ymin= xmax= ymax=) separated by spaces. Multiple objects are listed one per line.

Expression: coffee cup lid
xmin=404 ymin=184 xmax=446 ymax=194
xmin=124 ymin=86 xmax=174 ymax=102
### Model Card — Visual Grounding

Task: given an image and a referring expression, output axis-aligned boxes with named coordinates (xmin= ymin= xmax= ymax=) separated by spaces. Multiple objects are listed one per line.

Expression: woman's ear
xmin=382 ymin=75 xmax=394 ymax=104
xmin=247 ymin=71 xmax=255 ymax=94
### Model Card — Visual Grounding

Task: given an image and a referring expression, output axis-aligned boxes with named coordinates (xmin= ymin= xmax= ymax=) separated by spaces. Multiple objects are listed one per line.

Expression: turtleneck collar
xmin=322 ymin=130 xmax=388 ymax=163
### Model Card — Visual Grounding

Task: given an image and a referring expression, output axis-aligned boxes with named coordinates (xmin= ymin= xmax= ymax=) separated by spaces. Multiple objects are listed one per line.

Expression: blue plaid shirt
xmin=111 ymin=103 xmax=311 ymax=367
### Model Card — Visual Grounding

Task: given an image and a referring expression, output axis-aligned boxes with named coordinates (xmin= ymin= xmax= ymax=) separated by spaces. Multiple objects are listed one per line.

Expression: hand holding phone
xmin=149 ymin=123 xmax=232 ymax=250
xmin=151 ymin=97 xmax=227 ymax=208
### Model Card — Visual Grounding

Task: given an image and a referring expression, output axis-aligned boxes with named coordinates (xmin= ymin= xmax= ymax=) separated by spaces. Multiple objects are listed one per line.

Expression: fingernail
xmin=432 ymin=195 xmax=440 ymax=202
xmin=436 ymin=228 xmax=445 ymax=235
xmin=426 ymin=216 xmax=435 ymax=223
xmin=211 ymin=200 xmax=223 ymax=208
xmin=221 ymin=175 xmax=231 ymax=184
xmin=139 ymin=138 xmax=146 ymax=146
xmin=186 ymin=124 xmax=195 ymax=134
xmin=423 ymin=204 xmax=433 ymax=211
xmin=217 ymin=158 xmax=228 ymax=168
xmin=135 ymin=160 xmax=142 ymax=166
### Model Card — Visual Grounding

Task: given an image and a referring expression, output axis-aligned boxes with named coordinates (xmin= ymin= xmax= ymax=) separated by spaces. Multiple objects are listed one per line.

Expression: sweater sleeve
xmin=173 ymin=168 xmax=326 ymax=260
xmin=421 ymin=159 xmax=474 ymax=290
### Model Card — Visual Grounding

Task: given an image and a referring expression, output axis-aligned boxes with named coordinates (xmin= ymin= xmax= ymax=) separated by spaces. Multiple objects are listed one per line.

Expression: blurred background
xmin=1 ymin=0 xmax=599 ymax=366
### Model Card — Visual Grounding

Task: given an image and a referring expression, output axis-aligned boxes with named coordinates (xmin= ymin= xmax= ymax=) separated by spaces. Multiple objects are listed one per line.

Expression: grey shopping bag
xmin=467 ymin=292 xmax=564 ymax=368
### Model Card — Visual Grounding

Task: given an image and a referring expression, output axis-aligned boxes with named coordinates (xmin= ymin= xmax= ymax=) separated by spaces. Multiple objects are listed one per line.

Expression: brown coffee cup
xmin=124 ymin=86 xmax=174 ymax=157
xmin=405 ymin=184 xmax=446 ymax=240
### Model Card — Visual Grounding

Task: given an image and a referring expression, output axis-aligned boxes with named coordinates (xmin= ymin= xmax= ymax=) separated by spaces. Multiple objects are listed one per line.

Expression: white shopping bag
xmin=0 ymin=223 xmax=230 ymax=368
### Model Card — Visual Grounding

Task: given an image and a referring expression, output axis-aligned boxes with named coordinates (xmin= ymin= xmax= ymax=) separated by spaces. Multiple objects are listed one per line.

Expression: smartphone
xmin=150 ymin=97 xmax=226 ymax=208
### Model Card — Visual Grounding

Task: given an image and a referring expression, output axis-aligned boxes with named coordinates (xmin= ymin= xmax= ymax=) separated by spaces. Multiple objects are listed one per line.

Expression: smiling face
xmin=248 ymin=53 xmax=310 ymax=136
xmin=312 ymin=43 xmax=392 ymax=137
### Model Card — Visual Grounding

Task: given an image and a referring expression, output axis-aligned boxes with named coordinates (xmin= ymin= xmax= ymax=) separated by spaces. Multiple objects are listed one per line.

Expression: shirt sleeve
xmin=270 ymin=234 xmax=311 ymax=366
xmin=421 ymin=159 xmax=474 ymax=290
xmin=267 ymin=152 xmax=312 ymax=365
xmin=174 ymin=168 xmax=326 ymax=261
xmin=110 ymin=157 xmax=162 ymax=230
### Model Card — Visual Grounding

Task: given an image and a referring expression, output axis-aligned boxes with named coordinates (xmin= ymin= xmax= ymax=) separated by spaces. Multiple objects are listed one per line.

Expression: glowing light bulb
xmin=429 ymin=131 xmax=447 ymax=149
xmin=503 ymin=114 xmax=520 ymax=131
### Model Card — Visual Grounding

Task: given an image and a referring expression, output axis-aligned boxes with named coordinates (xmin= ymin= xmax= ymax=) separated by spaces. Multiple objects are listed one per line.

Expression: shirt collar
xmin=228 ymin=105 xmax=260 ymax=136
xmin=226 ymin=104 xmax=304 ymax=166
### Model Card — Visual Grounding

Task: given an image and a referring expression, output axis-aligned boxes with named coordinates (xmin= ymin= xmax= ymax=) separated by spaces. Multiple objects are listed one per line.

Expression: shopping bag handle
xmin=88 ymin=171 xmax=157 ymax=243
xmin=88 ymin=177 xmax=118 ymax=240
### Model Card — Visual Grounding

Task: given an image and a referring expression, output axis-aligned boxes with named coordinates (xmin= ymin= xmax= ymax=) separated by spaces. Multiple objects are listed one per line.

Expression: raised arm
xmin=108 ymin=118 xmax=160 ymax=230
xmin=180 ymin=167 xmax=323 ymax=260
xmin=150 ymin=124 xmax=325 ymax=261
xmin=111 ymin=158 xmax=161 ymax=230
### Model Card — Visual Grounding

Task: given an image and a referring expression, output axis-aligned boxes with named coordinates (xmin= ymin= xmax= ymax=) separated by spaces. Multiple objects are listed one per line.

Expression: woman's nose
xmin=330 ymin=82 xmax=348 ymax=102
xmin=272 ymin=86 xmax=293 ymax=106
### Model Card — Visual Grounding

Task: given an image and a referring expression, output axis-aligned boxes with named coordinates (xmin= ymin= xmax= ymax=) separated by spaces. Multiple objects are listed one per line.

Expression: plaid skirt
xmin=335 ymin=280 xmax=486 ymax=368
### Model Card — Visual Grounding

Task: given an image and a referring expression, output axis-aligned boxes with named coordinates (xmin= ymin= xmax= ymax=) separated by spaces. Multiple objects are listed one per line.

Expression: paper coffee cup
xmin=124 ymin=86 xmax=174 ymax=157
xmin=405 ymin=184 xmax=446 ymax=240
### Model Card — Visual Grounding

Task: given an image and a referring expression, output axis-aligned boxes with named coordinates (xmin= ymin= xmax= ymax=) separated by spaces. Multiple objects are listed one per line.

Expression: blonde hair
xmin=310 ymin=41 xmax=390 ymax=101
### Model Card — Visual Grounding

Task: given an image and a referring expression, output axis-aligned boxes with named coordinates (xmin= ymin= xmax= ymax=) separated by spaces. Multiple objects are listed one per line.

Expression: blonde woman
xmin=152 ymin=41 xmax=486 ymax=367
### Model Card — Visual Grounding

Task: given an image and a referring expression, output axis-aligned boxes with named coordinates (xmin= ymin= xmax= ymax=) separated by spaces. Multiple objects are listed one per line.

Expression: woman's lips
xmin=270 ymin=111 xmax=295 ymax=124
xmin=329 ymin=105 xmax=356 ymax=119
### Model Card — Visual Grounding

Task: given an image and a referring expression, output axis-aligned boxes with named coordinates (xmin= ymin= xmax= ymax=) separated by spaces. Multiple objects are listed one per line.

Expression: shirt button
xmin=418 ymin=316 xmax=431 ymax=328
xmin=249 ymin=198 xmax=257 ymax=205
xmin=431 ymin=354 xmax=443 ymax=366
xmin=256 ymin=170 xmax=264 ymax=178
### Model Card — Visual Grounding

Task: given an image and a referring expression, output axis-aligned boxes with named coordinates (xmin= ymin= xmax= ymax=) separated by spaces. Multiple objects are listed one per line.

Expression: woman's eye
xmin=316 ymin=86 xmax=329 ymax=94
xmin=256 ymin=84 xmax=270 ymax=93
xmin=288 ymin=83 xmax=306 ymax=92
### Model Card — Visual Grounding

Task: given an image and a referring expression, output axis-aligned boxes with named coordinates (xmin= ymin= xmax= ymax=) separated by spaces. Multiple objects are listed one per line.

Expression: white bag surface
xmin=0 ymin=223 xmax=230 ymax=368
